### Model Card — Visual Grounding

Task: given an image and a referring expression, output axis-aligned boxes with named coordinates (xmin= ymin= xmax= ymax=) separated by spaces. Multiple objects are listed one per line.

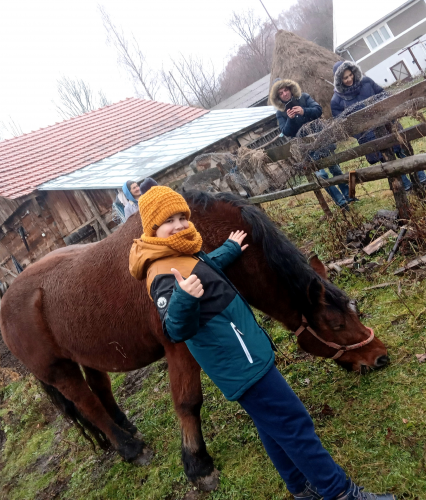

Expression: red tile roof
xmin=0 ymin=98 xmax=208 ymax=199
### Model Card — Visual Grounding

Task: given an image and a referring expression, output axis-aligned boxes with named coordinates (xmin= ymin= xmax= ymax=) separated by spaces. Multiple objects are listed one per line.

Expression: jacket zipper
xmin=197 ymin=253 xmax=277 ymax=352
xmin=230 ymin=322 xmax=253 ymax=363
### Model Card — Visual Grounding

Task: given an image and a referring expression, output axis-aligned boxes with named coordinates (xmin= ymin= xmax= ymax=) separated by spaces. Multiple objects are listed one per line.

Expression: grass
xmin=1 ymin=128 xmax=426 ymax=499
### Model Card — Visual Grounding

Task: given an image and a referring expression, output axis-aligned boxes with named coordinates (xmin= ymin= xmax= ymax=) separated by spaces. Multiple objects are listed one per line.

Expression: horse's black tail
xmin=38 ymin=379 xmax=110 ymax=451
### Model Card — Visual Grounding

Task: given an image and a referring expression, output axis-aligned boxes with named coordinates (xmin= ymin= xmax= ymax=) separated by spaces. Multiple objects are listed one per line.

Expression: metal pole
xmin=258 ymin=0 xmax=280 ymax=32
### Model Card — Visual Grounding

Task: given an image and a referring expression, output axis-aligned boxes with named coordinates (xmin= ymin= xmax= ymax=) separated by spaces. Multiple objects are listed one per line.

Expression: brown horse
xmin=0 ymin=191 xmax=388 ymax=490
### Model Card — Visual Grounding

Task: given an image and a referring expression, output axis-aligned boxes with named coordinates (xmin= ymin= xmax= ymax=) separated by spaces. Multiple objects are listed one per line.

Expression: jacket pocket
xmin=230 ymin=322 xmax=253 ymax=364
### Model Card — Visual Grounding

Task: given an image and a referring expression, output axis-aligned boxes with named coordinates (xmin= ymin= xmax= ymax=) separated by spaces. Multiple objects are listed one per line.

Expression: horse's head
xmin=184 ymin=190 xmax=389 ymax=374
xmin=296 ymin=255 xmax=389 ymax=373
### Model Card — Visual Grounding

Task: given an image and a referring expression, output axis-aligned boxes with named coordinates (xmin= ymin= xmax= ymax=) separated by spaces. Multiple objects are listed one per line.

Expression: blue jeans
xmin=238 ymin=366 xmax=347 ymax=500
xmin=316 ymin=165 xmax=350 ymax=207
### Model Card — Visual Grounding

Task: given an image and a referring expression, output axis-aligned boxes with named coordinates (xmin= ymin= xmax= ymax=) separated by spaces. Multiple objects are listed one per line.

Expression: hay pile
xmin=269 ymin=30 xmax=341 ymax=118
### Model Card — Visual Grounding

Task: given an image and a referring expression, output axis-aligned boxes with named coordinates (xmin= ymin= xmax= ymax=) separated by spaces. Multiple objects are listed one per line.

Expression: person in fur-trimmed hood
xmin=270 ymin=78 xmax=354 ymax=208
xmin=269 ymin=79 xmax=322 ymax=138
xmin=331 ymin=61 xmax=426 ymax=190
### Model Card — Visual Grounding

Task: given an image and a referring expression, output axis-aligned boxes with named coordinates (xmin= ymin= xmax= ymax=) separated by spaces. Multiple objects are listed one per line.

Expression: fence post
xmin=305 ymin=172 xmax=332 ymax=217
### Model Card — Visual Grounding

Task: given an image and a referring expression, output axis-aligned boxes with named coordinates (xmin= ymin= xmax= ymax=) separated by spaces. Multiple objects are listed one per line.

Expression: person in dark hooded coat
xmin=270 ymin=78 xmax=354 ymax=208
xmin=331 ymin=61 xmax=426 ymax=191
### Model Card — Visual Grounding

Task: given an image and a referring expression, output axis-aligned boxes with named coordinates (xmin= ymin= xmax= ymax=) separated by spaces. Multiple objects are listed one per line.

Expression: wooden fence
xmin=247 ymin=79 xmax=426 ymax=219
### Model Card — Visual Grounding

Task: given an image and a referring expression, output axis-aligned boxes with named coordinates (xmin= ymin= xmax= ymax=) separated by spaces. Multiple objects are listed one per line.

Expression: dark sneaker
xmin=348 ymin=198 xmax=360 ymax=204
xmin=337 ymin=479 xmax=397 ymax=500
xmin=294 ymin=481 xmax=322 ymax=499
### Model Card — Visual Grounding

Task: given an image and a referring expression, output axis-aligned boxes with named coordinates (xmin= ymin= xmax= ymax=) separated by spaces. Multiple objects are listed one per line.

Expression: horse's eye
xmin=332 ymin=324 xmax=343 ymax=331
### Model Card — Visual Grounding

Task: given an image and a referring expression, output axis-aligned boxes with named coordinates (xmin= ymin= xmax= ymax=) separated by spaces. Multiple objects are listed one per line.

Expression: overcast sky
xmin=0 ymin=0 xmax=295 ymax=137
xmin=333 ymin=0 xmax=409 ymax=48
xmin=1 ymin=0 xmax=410 ymax=138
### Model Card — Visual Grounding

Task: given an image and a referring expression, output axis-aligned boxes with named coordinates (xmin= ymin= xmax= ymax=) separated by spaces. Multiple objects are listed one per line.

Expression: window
xmin=365 ymin=24 xmax=392 ymax=51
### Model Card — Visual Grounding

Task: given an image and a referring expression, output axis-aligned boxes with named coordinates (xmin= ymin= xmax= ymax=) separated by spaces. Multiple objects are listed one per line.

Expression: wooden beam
xmin=314 ymin=122 xmax=426 ymax=170
xmin=348 ymin=171 xmax=356 ymax=199
xmin=0 ymin=265 xmax=17 ymax=278
xmin=306 ymin=171 xmax=332 ymax=217
xmin=80 ymin=192 xmax=112 ymax=236
xmin=249 ymin=153 xmax=426 ymax=204
xmin=266 ymin=81 xmax=426 ymax=163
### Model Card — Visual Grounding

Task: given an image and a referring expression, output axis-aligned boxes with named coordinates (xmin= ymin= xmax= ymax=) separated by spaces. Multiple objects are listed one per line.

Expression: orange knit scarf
xmin=141 ymin=222 xmax=203 ymax=255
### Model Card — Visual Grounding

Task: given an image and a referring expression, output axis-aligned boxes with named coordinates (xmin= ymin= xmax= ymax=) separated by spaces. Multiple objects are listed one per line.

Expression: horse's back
xmin=0 ymin=223 xmax=164 ymax=372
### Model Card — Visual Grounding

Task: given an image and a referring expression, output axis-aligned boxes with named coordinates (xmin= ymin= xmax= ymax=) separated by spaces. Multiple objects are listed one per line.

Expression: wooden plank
xmin=46 ymin=191 xmax=76 ymax=235
xmin=72 ymin=190 xmax=94 ymax=221
xmin=348 ymin=171 xmax=356 ymax=199
xmin=363 ymin=282 xmax=397 ymax=291
xmin=65 ymin=191 xmax=88 ymax=226
xmin=363 ymin=230 xmax=397 ymax=256
xmin=249 ymin=153 xmax=426 ymax=204
xmin=266 ymin=81 xmax=426 ymax=163
xmin=394 ymin=254 xmax=426 ymax=275
xmin=315 ymin=122 xmax=426 ymax=170
xmin=81 ymin=191 xmax=112 ymax=236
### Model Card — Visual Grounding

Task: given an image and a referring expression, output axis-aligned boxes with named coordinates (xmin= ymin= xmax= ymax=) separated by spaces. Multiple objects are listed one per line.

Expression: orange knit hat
xmin=138 ymin=186 xmax=191 ymax=237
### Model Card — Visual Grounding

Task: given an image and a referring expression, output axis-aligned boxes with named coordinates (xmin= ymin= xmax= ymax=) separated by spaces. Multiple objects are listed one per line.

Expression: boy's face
xmin=156 ymin=212 xmax=189 ymax=238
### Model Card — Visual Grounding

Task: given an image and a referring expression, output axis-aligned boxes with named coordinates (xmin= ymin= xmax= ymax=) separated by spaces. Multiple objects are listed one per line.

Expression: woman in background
xmin=331 ymin=61 xmax=426 ymax=192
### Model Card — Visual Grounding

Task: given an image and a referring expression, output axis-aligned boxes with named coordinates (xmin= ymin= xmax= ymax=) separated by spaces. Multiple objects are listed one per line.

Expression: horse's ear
xmin=308 ymin=254 xmax=328 ymax=280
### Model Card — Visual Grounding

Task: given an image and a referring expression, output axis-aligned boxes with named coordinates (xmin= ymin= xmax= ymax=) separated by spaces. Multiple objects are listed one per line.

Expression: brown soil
xmin=0 ymin=333 xmax=28 ymax=376
xmin=270 ymin=30 xmax=341 ymax=118
xmin=116 ymin=359 xmax=168 ymax=404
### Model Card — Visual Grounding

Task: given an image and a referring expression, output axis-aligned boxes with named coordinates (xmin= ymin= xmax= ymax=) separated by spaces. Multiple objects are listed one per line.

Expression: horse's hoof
xmin=134 ymin=431 xmax=144 ymax=440
xmin=131 ymin=447 xmax=154 ymax=466
xmin=193 ymin=468 xmax=220 ymax=492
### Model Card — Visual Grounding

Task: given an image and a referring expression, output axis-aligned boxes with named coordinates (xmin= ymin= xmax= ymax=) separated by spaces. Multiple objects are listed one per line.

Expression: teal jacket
xmin=150 ymin=240 xmax=275 ymax=401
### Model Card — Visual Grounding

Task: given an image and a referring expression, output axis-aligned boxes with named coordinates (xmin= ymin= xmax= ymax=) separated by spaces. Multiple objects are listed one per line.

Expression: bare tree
xmin=99 ymin=5 xmax=158 ymax=100
xmin=53 ymin=76 xmax=111 ymax=119
xmin=227 ymin=10 xmax=276 ymax=74
xmin=159 ymin=68 xmax=193 ymax=107
xmin=168 ymin=55 xmax=222 ymax=109
xmin=0 ymin=116 xmax=24 ymax=138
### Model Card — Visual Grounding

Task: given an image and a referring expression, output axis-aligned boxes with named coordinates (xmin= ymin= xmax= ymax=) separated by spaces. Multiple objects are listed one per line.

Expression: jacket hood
xmin=269 ymin=79 xmax=302 ymax=112
xmin=333 ymin=61 xmax=363 ymax=94
xmin=122 ymin=181 xmax=137 ymax=204
xmin=129 ymin=240 xmax=180 ymax=280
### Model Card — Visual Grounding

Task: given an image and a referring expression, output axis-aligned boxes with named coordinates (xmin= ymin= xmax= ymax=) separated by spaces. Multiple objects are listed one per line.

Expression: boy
xmin=129 ymin=186 xmax=395 ymax=500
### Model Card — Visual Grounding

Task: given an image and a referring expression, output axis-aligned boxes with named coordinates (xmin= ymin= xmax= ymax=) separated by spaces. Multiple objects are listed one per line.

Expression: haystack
xmin=270 ymin=31 xmax=341 ymax=118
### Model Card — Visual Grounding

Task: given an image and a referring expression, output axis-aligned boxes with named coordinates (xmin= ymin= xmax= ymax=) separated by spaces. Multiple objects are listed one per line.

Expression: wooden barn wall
xmin=0 ymin=189 xmax=117 ymax=284
xmin=44 ymin=189 xmax=116 ymax=238
xmin=0 ymin=196 xmax=27 ymax=226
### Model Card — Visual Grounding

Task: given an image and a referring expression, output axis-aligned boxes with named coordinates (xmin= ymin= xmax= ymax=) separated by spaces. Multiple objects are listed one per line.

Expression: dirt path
xmin=0 ymin=333 xmax=28 ymax=376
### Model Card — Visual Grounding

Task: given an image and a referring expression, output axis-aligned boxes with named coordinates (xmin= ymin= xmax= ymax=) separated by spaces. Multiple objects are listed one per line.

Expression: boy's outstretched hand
xmin=229 ymin=230 xmax=248 ymax=251
xmin=171 ymin=268 xmax=204 ymax=298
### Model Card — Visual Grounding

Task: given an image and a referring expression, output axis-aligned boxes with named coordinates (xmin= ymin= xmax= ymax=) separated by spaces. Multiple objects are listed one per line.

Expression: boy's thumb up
xmin=171 ymin=268 xmax=184 ymax=284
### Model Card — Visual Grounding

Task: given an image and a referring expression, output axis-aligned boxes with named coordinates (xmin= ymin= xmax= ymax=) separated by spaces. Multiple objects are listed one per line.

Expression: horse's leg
xmin=42 ymin=359 xmax=151 ymax=463
xmin=83 ymin=367 xmax=138 ymax=436
xmin=165 ymin=342 xmax=219 ymax=491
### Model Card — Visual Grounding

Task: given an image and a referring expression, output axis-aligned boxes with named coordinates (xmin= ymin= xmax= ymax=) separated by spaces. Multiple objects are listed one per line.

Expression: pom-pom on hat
xmin=138 ymin=186 xmax=191 ymax=236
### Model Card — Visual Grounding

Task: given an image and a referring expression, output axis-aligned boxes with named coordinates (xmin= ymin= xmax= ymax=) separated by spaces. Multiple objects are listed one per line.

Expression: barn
xmin=0 ymin=97 xmax=275 ymax=283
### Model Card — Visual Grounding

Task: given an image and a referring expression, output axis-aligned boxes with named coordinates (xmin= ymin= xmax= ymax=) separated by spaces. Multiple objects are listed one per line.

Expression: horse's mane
xmin=183 ymin=190 xmax=349 ymax=318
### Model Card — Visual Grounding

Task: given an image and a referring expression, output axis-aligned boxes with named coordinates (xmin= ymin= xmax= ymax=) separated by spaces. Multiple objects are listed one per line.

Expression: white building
xmin=334 ymin=0 xmax=426 ymax=87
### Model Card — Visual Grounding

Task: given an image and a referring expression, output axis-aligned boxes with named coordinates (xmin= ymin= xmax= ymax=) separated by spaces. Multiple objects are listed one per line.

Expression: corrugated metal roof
xmin=212 ymin=74 xmax=271 ymax=110
xmin=39 ymin=107 xmax=276 ymax=191
xmin=0 ymin=98 xmax=208 ymax=199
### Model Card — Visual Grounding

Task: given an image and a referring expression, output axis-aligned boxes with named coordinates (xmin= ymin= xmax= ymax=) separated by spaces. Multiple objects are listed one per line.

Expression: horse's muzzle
xmin=374 ymin=354 xmax=390 ymax=368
